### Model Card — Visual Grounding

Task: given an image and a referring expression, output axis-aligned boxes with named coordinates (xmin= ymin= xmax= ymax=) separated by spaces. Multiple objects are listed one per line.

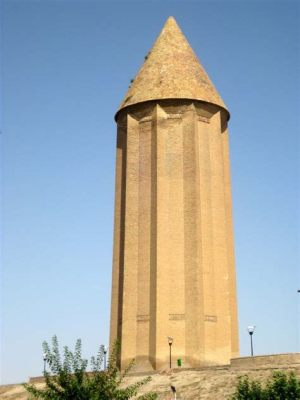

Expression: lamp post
xmin=167 ymin=337 xmax=173 ymax=369
xmin=43 ymin=353 xmax=47 ymax=374
xmin=247 ymin=325 xmax=255 ymax=356
xmin=103 ymin=346 xmax=107 ymax=370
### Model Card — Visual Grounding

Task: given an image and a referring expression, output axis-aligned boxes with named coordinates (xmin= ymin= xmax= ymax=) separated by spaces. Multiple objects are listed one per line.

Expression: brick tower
xmin=109 ymin=17 xmax=239 ymax=370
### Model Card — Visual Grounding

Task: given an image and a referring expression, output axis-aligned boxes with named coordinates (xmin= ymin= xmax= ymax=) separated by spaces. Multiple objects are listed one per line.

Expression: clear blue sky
xmin=1 ymin=0 xmax=299 ymax=385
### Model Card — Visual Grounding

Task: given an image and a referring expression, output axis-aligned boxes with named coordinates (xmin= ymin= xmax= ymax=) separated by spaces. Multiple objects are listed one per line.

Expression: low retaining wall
xmin=231 ymin=353 xmax=300 ymax=369
xmin=28 ymin=353 xmax=300 ymax=383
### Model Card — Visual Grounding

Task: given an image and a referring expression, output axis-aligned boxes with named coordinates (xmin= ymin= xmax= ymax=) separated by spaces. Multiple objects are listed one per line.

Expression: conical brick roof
xmin=116 ymin=17 xmax=229 ymax=119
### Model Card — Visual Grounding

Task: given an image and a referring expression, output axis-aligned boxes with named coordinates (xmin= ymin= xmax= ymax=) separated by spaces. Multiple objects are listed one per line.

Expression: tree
xmin=24 ymin=336 xmax=157 ymax=400
xmin=231 ymin=371 xmax=300 ymax=400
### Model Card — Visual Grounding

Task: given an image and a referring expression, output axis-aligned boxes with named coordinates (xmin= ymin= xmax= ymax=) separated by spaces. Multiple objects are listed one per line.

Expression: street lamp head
xmin=43 ymin=353 xmax=47 ymax=361
xmin=247 ymin=325 xmax=255 ymax=335
xmin=103 ymin=346 xmax=107 ymax=354
xmin=167 ymin=336 xmax=173 ymax=346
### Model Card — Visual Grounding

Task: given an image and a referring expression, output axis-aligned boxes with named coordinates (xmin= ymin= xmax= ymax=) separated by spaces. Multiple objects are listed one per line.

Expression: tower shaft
xmin=110 ymin=101 xmax=239 ymax=370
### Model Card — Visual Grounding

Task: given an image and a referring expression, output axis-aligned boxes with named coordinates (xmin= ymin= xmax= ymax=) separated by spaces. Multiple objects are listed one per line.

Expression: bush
xmin=231 ymin=371 xmax=300 ymax=400
xmin=24 ymin=335 xmax=157 ymax=400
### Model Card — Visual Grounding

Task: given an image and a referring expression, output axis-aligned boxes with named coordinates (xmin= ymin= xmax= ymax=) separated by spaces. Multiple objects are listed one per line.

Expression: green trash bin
xmin=177 ymin=358 xmax=182 ymax=367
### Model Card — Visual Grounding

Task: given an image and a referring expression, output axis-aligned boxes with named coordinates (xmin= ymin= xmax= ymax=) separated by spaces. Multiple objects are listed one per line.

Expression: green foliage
xmin=231 ymin=371 xmax=300 ymax=400
xmin=231 ymin=375 xmax=266 ymax=400
xmin=24 ymin=336 xmax=157 ymax=400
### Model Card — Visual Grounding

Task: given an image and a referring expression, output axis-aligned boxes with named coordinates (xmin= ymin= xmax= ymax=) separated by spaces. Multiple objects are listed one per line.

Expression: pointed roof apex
xmin=165 ymin=15 xmax=177 ymax=25
xmin=116 ymin=17 xmax=229 ymax=119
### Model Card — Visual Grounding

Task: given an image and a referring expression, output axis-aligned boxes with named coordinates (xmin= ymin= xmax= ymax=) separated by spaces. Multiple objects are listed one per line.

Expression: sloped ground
xmin=1 ymin=363 xmax=300 ymax=399
xmin=128 ymin=365 xmax=300 ymax=399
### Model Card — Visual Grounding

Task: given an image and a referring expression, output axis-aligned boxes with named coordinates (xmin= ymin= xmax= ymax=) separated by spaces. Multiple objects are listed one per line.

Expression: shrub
xmin=24 ymin=335 xmax=157 ymax=400
xmin=231 ymin=371 xmax=300 ymax=400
